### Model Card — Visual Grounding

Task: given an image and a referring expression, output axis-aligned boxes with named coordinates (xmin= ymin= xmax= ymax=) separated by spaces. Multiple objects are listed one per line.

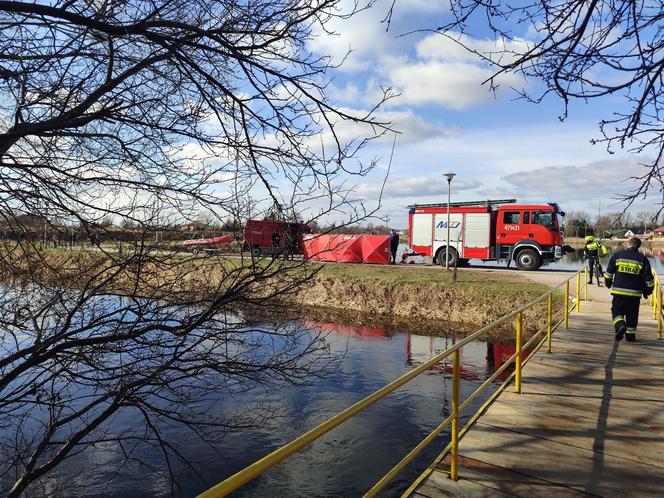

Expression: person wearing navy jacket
xmin=604 ymin=237 xmax=655 ymax=342
xmin=388 ymin=229 xmax=399 ymax=264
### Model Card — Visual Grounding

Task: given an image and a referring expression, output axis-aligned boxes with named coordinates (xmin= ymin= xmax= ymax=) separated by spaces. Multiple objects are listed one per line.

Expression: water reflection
xmin=406 ymin=335 xmax=528 ymax=382
xmin=547 ymin=244 xmax=664 ymax=273
xmin=186 ymin=323 xmax=517 ymax=498
xmin=23 ymin=320 xmax=525 ymax=497
xmin=306 ymin=321 xmax=390 ymax=339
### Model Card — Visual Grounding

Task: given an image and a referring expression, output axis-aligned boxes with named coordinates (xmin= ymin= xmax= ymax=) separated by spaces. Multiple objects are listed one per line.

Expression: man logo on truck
xmin=436 ymin=221 xmax=460 ymax=229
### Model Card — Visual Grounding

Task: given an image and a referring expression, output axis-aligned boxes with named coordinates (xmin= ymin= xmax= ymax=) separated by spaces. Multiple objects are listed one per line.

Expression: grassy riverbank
xmin=297 ymin=263 xmax=559 ymax=340
xmin=3 ymin=246 xmax=560 ymax=340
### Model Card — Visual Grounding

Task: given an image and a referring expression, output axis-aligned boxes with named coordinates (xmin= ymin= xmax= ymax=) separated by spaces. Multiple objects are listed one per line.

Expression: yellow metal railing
xmin=198 ymin=269 xmax=587 ymax=498
xmin=652 ymin=270 xmax=662 ymax=340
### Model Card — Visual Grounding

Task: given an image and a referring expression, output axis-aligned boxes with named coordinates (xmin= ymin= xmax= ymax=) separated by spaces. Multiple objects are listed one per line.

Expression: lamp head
xmin=444 ymin=172 xmax=456 ymax=183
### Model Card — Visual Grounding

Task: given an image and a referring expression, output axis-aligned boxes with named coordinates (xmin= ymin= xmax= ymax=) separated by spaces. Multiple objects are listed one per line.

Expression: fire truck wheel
xmin=191 ymin=248 xmax=199 ymax=255
xmin=436 ymin=247 xmax=458 ymax=267
xmin=251 ymin=246 xmax=261 ymax=257
xmin=515 ymin=248 xmax=541 ymax=271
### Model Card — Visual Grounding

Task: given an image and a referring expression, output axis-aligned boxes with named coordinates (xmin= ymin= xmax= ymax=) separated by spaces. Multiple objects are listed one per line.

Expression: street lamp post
xmin=444 ymin=173 xmax=456 ymax=270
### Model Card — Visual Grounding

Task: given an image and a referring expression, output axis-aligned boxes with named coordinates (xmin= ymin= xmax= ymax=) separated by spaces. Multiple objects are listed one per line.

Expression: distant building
xmin=624 ymin=229 xmax=653 ymax=240
xmin=653 ymin=226 xmax=664 ymax=238
xmin=179 ymin=222 xmax=209 ymax=232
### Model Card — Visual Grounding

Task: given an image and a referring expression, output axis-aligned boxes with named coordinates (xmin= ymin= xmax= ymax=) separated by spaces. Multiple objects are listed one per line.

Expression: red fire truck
xmin=244 ymin=219 xmax=311 ymax=256
xmin=408 ymin=199 xmax=567 ymax=270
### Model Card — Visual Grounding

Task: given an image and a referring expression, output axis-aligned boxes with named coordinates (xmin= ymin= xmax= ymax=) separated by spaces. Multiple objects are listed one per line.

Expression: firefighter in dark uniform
xmin=583 ymin=235 xmax=603 ymax=284
xmin=604 ymin=237 xmax=655 ymax=342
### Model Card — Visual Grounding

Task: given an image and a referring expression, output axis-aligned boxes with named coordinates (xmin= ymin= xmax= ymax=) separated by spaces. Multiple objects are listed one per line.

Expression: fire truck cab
xmin=408 ymin=199 xmax=565 ymax=270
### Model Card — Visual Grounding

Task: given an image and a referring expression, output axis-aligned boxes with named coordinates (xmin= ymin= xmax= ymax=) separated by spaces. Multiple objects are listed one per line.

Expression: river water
xmin=37 ymin=322 xmax=517 ymax=497
xmin=183 ymin=327 xmax=515 ymax=498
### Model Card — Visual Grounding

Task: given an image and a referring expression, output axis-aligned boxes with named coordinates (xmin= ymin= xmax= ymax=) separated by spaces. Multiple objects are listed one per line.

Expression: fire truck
xmin=408 ymin=199 xmax=567 ymax=270
xmin=243 ymin=219 xmax=311 ymax=256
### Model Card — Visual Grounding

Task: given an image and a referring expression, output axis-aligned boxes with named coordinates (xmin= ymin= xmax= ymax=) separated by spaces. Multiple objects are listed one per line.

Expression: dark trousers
xmin=390 ymin=250 xmax=397 ymax=264
xmin=588 ymin=256 xmax=603 ymax=282
xmin=611 ymin=294 xmax=641 ymax=337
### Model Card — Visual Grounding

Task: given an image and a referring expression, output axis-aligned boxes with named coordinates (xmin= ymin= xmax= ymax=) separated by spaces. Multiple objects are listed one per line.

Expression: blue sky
xmin=303 ymin=0 xmax=659 ymax=228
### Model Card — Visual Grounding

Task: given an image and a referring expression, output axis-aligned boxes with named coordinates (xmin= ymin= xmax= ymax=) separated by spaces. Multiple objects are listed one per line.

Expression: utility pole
xmin=444 ymin=173 xmax=456 ymax=270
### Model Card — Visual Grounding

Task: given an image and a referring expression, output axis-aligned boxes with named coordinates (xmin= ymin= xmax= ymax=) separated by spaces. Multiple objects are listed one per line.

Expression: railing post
xmin=565 ymin=281 xmax=570 ymax=329
xmin=575 ymin=273 xmax=581 ymax=312
xmin=515 ymin=312 xmax=522 ymax=393
xmin=450 ymin=349 xmax=460 ymax=481
xmin=658 ymin=287 xmax=663 ymax=340
xmin=584 ymin=267 xmax=588 ymax=301
xmin=653 ymin=278 xmax=658 ymax=319
xmin=547 ymin=293 xmax=553 ymax=352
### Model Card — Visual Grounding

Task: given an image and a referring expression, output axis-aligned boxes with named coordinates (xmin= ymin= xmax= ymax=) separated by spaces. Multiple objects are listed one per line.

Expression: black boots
xmin=615 ymin=323 xmax=626 ymax=342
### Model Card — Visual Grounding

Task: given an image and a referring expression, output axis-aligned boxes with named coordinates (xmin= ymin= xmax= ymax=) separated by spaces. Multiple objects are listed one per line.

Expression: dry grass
xmin=1 ymin=246 xmax=561 ymax=339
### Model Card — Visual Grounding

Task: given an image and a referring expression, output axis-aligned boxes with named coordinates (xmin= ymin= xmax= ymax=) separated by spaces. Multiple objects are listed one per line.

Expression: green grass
xmin=317 ymin=261 xmax=533 ymax=285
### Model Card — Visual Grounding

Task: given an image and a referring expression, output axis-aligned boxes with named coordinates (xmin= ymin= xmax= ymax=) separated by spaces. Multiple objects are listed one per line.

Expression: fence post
xmin=515 ymin=312 xmax=522 ymax=394
xmin=450 ymin=349 xmax=460 ymax=481
xmin=584 ymin=267 xmax=588 ymax=301
xmin=653 ymin=278 xmax=658 ymax=319
xmin=547 ymin=293 xmax=553 ymax=352
xmin=575 ymin=273 xmax=581 ymax=312
xmin=565 ymin=281 xmax=570 ymax=329
xmin=657 ymin=287 xmax=662 ymax=340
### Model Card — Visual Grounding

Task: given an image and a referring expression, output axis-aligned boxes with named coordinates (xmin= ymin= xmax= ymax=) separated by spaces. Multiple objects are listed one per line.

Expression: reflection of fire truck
xmin=406 ymin=335 xmax=531 ymax=381
xmin=304 ymin=322 xmax=389 ymax=340
xmin=406 ymin=336 xmax=488 ymax=379
xmin=408 ymin=199 xmax=567 ymax=270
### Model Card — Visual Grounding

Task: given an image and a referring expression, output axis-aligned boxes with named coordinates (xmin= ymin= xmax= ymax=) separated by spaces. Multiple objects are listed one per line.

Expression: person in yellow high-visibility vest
xmin=583 ymin=235 xmax=605 ymax=284
xmin=604 ymin=237 xmax=655 ymax=342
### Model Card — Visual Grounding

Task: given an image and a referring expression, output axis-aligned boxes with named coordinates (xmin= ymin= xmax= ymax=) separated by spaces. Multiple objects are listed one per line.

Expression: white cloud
xmin=308 ymin=1 xmax=450 ymax=73
xmin=306 ymin=107 xmax=458 ymax=153
xmin=327 ymin=81 xmax=361 ymax=103
xmin=308 ymin=1 xmax=398 ymax=73
xmin=392 ymin=0 xmax=447 ymax=14
xmin=387 ymin=61 xmax=523 ymax=109
xmin=416 ymin=32 xmax=532 ymax=65
xmin=309 ymin=3 xmax=532 ymax=110
xmin=501 ymin=157 xmax=655 ymax=206
xmin=382 ymin=32 xmax=532 ymax=109
xmin=355 ymin=175 xmax=481 ymax=200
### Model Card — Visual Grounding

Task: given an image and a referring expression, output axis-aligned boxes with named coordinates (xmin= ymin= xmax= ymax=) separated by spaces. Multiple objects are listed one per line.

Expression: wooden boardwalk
xmin=413 ymin=284 xmax=664 ymax=497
